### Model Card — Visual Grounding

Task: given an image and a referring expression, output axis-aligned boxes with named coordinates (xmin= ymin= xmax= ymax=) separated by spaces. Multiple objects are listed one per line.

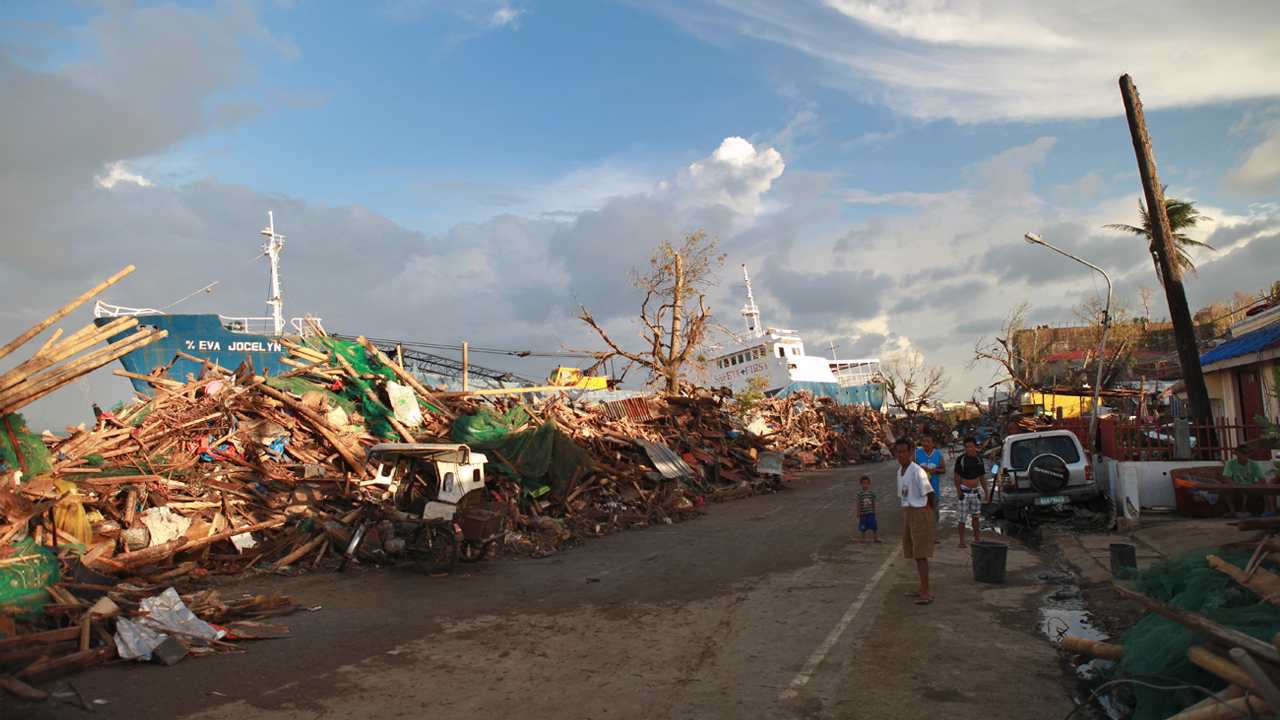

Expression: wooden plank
xmin=1114 ymin=585 xmax=1280 ymax=664
xmin=0 ymin=626 xmax=79 ymax=653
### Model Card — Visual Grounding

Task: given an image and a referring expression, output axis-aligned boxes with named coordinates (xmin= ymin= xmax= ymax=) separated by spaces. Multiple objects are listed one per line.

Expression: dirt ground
xmin=14 ymin=463 xmax=1083 ymax=720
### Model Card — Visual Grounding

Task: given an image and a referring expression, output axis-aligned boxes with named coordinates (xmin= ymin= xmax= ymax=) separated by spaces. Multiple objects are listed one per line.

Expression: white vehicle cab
xmin=993 ymin=430 xmax=1100 ymax=512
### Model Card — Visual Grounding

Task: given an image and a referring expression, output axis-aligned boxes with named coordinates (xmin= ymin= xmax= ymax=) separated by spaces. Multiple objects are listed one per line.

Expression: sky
xmin=2 ymin=0 xmax=1279 ymax=432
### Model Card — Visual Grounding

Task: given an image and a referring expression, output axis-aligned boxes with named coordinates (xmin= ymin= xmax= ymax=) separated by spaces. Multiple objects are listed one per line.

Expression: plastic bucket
xmin=971 ymin=541 xmax=1009 ymax=584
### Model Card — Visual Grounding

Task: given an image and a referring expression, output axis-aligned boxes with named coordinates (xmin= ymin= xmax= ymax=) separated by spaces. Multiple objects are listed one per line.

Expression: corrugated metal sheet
xmin=1200 ymin=323 xmax=1280 ymax=365
xmin=600 ymin=396 xmax=660 ymax=422
xmin=633 ymin=438 xmax=693 ymax=479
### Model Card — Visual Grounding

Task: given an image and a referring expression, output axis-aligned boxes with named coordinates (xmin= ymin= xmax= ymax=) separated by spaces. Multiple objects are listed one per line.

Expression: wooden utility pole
xmin=1119 ymin=74 xmax=1214 ymax=423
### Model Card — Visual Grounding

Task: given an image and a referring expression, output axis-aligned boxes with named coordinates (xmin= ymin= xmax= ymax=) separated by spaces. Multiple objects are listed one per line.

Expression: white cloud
xmin=94 ymin=162 xmax=153 ymax=189
xmin=383 ymin=0 xmax=527 ymax=29
xmin=638 ymin=0 xmax=1280 ymax=121
xmin=1224 ymin=114 xmax=1280 ymax=195
xmin=659 ymin=137 xmax=785 ymax=218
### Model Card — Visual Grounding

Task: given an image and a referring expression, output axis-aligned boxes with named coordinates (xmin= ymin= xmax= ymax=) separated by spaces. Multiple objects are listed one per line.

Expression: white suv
xmin=994 ymin=429 xmax=1099 ymax=512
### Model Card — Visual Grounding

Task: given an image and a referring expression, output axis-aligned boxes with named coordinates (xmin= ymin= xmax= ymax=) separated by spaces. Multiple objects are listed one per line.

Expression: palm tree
xmin=1104 ymin=191 xmax=1215 ymax=283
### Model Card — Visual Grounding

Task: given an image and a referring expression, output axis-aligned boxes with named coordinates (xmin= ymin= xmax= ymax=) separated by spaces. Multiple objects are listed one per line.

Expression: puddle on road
xmin=1037 ymin=566 xmax=1128 ymax=719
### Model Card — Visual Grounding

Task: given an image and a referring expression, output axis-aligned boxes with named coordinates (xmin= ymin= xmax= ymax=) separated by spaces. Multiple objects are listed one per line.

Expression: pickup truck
xmin=993 ymin=429 xmax=1100 ymax=512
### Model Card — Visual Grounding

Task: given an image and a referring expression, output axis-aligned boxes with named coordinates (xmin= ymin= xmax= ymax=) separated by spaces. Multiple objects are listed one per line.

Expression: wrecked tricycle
xmin=331 ymin=443 xmax=508 ymax=574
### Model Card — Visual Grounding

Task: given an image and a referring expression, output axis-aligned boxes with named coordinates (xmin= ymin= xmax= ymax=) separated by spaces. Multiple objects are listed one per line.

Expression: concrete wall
xmin=1095 ymin=456 xmax=1226 ymax=530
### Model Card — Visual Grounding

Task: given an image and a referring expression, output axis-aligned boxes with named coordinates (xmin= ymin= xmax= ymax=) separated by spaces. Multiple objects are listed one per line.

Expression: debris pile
xmin=0 ymin=280 xmax=915 ymax=690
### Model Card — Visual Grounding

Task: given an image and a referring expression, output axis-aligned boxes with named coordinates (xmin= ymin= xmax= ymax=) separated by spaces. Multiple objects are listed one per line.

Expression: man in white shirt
xmin=896 ymin=437 xmax=936 ymax=605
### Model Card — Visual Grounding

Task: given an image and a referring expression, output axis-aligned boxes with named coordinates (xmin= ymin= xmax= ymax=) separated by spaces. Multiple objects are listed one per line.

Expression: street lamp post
xmin=1023 ymin=233 xmax=1112 ymax=452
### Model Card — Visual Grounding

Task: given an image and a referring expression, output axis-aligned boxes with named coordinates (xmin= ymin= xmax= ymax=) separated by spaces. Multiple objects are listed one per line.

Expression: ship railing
xmin=830 ymin=361 xmax=883 ymax=388
xmin=94 ymin=301 xmax=163 ymax=318
xmin=218 ymin=316 xmax=325 ymax=336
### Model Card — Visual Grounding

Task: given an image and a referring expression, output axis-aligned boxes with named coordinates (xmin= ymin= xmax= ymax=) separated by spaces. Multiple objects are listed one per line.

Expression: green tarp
xmin=452 ymin=405 xmax=595 ymax=496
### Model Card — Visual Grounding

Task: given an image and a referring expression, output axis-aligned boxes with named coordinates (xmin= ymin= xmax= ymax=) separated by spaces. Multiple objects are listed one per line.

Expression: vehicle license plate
xmin=1036 ymin=495 xmax=1068 ymax=506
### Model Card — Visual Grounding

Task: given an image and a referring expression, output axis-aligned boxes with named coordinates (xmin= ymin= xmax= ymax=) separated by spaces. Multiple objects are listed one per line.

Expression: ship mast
xmin=741 ymin=264 xmax=761 ymax=340
xmin=261 ymin=212 xmax=286 ymax=335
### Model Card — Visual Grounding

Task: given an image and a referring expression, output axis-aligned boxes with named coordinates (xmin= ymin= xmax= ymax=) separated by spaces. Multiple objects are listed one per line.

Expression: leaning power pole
xmin=1118 ymin=74 xmax=1214 ymax=423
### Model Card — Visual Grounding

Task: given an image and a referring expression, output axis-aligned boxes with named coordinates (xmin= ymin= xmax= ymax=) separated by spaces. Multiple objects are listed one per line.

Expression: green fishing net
xmin=0 ymin=536 xmax=61 ymax=622
xmin=267 ymin=336 xmax=441 ymax=442
xmin=1114 ymin=546 xmax=1280 ymax=720
xmin=0 ymin=413 xmax=52 ymax=476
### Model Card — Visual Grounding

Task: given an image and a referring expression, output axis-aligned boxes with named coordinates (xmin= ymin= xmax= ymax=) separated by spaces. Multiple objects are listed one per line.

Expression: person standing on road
xmin=915 ymin=435 xmax=946 ymax=529
xmin=856 ymin=475 xmax=880 ymax=543
xmin=895 ymin=438 xmax=935 ymax=605
xmin=952 ymin=437 xmax=990 ymax=548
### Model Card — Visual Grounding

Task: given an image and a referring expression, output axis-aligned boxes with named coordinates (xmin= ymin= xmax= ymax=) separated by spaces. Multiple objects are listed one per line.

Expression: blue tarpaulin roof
xmin=1200 ymin=322 xmax=1280 ymax=366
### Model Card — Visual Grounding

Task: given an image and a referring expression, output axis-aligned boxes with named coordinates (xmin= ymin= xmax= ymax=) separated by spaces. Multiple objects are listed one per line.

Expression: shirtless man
xmin=952 ymin=436 xmax=990 ymax=547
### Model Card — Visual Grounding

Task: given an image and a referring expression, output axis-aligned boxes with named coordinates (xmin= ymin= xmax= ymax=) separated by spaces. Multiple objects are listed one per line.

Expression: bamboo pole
xmin=0 ymin=265 xmax=134 ymax=364
xmin=1187 ymin=645 xmax=1259 ymax=695
xmin=0 ymin=326 xmax=160 ymax=404
xmin=33 ymin=328 xmax=64 ymax=357
xmin=433 ymin=385 xmax=563 ymax=397
xmin=0 ymin=316 xmax=138 ymax=393
xmin=253 ymin=383 xmax=366 ymax=474
xmin=1060 ymin=635 xmax=1124 ymax=661
xmin=0 ymin=329 xmax=167 ymax=415
xmin=356 ymin=336 xmax=456 ymax=420
xmin=112 ymin=368 xmax=185 ymax=389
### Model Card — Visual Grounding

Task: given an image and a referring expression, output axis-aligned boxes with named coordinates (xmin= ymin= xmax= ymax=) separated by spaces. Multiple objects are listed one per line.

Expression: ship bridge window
xmin=775 ymin=346 xmax=784 ymax=358
xmin=753 ymin=347 xmax=765 ymax=359
xmin=790 ymin=347 xmax=800 ymax=356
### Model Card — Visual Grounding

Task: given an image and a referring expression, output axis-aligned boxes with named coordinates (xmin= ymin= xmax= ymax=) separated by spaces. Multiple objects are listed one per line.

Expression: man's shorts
xmin=901 ymin=506 xmax=935 ymax=559
xmin=959 ymin=487 xmax=983 ymax=518
xmin=859 ymin=513 xmax=878 ymax=532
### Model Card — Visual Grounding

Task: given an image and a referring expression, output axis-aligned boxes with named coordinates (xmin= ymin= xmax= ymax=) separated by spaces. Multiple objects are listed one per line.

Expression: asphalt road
xmin=19 ymin=462 xmax=1078 ymax=720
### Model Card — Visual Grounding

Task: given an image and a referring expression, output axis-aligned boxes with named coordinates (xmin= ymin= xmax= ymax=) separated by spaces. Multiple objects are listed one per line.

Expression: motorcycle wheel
xmin=458 ymin=539 xmax=491 ymax=563
xmin=408 ymin=523 xmax=458 ymax=575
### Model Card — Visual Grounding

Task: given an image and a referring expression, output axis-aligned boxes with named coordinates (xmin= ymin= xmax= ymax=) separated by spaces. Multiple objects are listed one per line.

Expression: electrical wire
xmin=154 ymin=252 xmax=266 ymax=312
xmin=1063 ymin=675 xmax=1254 ymax=720
xmin=356 ymin=335 xmax=599 ymax=360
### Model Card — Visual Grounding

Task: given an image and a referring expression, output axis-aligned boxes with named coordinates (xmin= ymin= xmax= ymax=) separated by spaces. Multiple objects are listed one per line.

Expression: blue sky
xmin=2 ymin=0 xmax=1279 ymax=429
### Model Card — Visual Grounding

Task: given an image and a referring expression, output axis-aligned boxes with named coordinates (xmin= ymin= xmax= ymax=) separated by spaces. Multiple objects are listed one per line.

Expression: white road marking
xmin=778 ymin=543 xmax=902 ymax=699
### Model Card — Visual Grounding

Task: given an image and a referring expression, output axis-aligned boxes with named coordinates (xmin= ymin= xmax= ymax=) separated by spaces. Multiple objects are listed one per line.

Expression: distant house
xmin=1198 ymin=303 xmax=1280 ymax=435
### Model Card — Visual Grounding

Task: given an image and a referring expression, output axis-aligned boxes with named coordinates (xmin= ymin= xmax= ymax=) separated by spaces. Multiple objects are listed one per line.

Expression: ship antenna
xmin=261 ymin=212 xmax=286 ymax=335
xmin=741 ymin=264 xmax=761 ymax=338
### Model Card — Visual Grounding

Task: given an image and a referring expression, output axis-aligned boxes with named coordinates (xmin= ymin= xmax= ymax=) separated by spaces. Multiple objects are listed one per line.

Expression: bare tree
xmin=967 ymin=301 xmax=1047 ymax=395
xmin=1138 ymin=285 xmax=1155 ymax=323
xmin=883 ymin=349 xmax=950 ymax=416
xmin=567 ymin=230 xmax=725 ymax=394
xmin=1070 ymin=292 xmax=1140 ymax=389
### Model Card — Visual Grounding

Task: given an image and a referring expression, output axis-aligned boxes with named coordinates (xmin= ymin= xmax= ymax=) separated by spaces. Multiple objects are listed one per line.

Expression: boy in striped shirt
xmin=856 ymin=476 xmax=880 ymax=542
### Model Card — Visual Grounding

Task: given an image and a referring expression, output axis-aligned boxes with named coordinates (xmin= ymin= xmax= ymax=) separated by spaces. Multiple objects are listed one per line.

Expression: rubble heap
xmin=0 ymin=314 xmax=909 ymax=687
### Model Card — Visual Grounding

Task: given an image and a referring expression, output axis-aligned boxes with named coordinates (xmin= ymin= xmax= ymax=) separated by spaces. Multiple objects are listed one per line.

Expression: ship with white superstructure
xmin=708 ymin=266 xmax=885 ymax=409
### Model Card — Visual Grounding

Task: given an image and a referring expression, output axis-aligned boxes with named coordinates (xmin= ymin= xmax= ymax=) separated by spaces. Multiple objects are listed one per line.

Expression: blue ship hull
xmin=96 ymin=314 xmax=296 ymax=395
xmin=769 ymin=380 xmax=886 ymax=411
